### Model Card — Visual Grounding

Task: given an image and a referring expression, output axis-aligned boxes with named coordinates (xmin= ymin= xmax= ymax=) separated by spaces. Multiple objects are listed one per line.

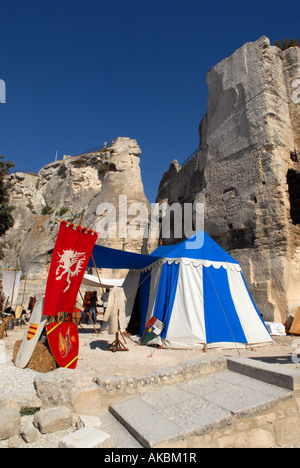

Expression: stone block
xmin=34 ymin=406 xmax=73 ymax=434
xmin=58 ymin=427 xmax=111 ymax=448
xmin=218 ymin=428 xmax=275 ymax=448
xmin=21 ymin=421 xmax=40 ymax=444
xmin=77 ymin=415 xmax=102 ymax=429
xmin=0 ymin=407 xmax=21 ymax=440
xmin=71 ymin=384 xmax=102 ymax=415
xmin=0 ymin=392 xmax=42 ymax=411
xmin=274 ymin=415 xmax=300 ymax=447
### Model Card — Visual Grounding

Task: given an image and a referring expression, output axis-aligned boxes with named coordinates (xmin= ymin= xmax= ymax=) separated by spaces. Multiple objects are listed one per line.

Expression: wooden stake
xmin=105 ymin=310 xmax=128 ymax=352
xmin=86 ymin=311 xmax=99 ymax=336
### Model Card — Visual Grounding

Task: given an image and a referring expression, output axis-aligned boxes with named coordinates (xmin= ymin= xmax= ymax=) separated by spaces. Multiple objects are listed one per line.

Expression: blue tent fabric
xmin=138 ymin=271 xmax=153 ymax=335
xmin=89 ymin=230 xmax=238 ymax=270
xmin=150 ymin=230 xmax=239 ymax=265
xmin=203 ymin=266 xmax=247 ymax=344
xmin=151 ymin=262 xmax=180 ymax=339
xmin=88 ymin=244 xmax=160 ymax=270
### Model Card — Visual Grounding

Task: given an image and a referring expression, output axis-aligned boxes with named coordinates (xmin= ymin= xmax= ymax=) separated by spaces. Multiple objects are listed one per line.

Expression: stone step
xmin=227 ymin=357 xmax=300 ymax=391
xmin=99 ymin=411 xmax=143 ymax=448
xmin=109 ymin=370 xmax=292 ymax=448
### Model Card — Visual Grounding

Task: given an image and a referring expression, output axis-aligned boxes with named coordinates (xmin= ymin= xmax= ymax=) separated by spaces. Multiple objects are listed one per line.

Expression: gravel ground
xmin=1 ymin=324 xmax=300 ymax=448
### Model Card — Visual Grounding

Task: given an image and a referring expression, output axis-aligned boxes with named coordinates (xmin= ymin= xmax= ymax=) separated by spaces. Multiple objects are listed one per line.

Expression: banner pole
xmin=78 ymin=209 xmax=86 ymax=227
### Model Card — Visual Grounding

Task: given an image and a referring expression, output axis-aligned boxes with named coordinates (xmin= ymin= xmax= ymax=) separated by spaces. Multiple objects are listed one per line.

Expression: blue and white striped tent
xmin=89 ymin=230 xmax=273 ymax=349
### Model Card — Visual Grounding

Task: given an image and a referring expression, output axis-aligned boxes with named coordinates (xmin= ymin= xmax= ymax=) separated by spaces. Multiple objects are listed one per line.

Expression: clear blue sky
xmin=1 ymin=0 xmax=299 ymax=203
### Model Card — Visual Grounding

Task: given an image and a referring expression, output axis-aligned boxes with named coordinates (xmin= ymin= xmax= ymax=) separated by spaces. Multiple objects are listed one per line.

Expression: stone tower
xmin=154 ymin=37 xmax=300 ymax=323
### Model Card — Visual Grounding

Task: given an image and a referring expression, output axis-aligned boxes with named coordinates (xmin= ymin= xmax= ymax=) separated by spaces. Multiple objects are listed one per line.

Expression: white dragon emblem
xmin=56 ymin=250 xmax=86 ymax=292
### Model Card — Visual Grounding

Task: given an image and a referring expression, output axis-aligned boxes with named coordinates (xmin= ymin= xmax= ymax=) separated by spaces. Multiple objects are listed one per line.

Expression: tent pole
xmin=21 ymin=269 xmax=28 ymax=307
xmin=10 ymin=261 xmax=19 ymax=308
xmin=91 ymin=254 xmax=105 ymax=295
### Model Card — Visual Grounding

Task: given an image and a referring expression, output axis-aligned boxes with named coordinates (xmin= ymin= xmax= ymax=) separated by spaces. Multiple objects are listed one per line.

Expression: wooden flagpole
xmin=55 ymin=209 xmax=105 ymax=335
xmin=77 ymin=209 xmax=100 ymax=335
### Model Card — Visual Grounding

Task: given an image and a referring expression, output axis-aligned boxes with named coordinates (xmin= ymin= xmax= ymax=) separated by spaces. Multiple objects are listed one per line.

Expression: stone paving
xmin=110 ymin=369 xmax=292 ymax=448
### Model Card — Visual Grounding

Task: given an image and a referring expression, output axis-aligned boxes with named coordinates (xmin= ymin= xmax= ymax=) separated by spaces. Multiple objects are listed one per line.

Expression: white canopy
xmin=82 ymin=273 xmax=124 ymax=289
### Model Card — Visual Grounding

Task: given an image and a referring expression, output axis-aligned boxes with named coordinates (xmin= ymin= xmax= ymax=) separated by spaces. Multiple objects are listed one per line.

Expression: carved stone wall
xmin=152 ymin=37 xmax=300 ymax=322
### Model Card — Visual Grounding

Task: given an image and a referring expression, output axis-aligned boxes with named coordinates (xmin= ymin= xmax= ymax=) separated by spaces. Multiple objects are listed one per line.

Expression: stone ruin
xmin=1 ymin=137 xmax=150 ymax=306
xmin=151 ymin=36 xmax=300 ymax=323
xmin=1 ymin=37 xmax=299 ymax=325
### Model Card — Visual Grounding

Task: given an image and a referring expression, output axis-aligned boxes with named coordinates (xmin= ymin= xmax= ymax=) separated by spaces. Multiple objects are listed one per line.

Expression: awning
xmin=88 ymin=244 xmax=160 ymax=270
xmin=82 ymin=273 xmax=124 ymax=288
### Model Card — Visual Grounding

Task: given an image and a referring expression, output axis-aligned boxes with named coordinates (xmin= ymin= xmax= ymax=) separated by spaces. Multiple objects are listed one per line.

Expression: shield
xmin=46 ymin=322 xmax=79 ymax=369
xmin=141 ymin=316 xmax=164 ymax=345
xmin=15 ymin=298 xmax=48 ymax=369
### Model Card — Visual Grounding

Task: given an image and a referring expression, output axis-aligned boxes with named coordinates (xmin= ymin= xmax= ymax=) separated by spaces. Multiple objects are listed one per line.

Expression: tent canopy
xmin=82 ymin=273 xmax=124 ymax=289
xmin=87 ymin=244 xmax=160 ymax=270
xmin=150 ymin=230 xmax=239 ymax=265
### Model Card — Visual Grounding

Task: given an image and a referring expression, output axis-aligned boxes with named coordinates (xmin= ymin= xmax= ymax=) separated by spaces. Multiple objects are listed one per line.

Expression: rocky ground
xmin=0 ymin=323 xmax=300 ymax=448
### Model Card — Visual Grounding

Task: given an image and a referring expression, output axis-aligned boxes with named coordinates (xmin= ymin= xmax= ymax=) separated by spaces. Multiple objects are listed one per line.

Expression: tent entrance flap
xmin=126 ymin=271 xmax=152 ymax=336
xmin=151 ymin=262 xmax=180 ymax=339
xmin=203 ymin=266 xmax=247 ymax=345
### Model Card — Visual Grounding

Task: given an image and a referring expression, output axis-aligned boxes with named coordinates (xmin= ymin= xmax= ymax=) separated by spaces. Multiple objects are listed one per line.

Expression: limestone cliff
xmin=152 ymin=37 xmax=300 ymax=322
xmin=1 ymin=137 xmax=150 ymax=304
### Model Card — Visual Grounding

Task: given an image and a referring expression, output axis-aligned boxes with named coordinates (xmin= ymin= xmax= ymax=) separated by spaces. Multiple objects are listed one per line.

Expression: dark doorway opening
xmin=287 ymin=169 xmax=300 ymax=225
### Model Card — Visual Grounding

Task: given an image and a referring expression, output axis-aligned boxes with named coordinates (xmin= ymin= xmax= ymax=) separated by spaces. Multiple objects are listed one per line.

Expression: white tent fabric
xmin=3 ymin=269 xmax=22 ymax=307
xmin=227 ymin=269 xmax=271 ymax=346
xmin=82 ymin=273 xmax=124 ymax=289
xmin=164 ymin=263 xmax=206 ymax=348
xmin=265 ymin=322 xmax=286 ymax=336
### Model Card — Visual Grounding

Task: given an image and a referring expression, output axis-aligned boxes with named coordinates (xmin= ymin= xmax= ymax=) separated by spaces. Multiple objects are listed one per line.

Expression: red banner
xmin=43 ymin=221 xmax=98 ymax=316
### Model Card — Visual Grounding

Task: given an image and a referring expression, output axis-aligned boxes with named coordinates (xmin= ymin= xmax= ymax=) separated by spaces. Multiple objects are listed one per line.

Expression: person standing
xmin=101 ymin=288 xmax=110 ymax=314
xmin=88 ymin=291 xmax=98 ymax=326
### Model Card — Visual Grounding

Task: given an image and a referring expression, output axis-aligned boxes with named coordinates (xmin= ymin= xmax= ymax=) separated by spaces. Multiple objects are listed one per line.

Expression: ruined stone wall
xmin=153 ymin=37 xmax=300 ymax=322
xmin=1 ymin=137 xmax=150 ymax=306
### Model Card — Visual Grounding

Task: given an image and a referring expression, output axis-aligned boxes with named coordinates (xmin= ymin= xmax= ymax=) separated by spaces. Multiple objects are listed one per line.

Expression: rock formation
xmin=1 ymin=137 xmax=150 ymax=304
xmin=152 ymin=37 xmax=300 ymax=323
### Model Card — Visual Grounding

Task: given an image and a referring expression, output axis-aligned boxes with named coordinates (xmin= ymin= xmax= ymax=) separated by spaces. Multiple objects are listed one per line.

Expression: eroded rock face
xmin=1 ymin=137 xmax=150 ymax=303
xmin=152 ymin=37 xmax=300 ymax=322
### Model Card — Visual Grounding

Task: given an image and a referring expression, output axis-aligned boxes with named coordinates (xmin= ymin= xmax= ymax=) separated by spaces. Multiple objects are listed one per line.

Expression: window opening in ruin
xmin=287 ymin=169 xmax=300 ymax=225
xmin=290 ymin=151 xmax=298 ymax=163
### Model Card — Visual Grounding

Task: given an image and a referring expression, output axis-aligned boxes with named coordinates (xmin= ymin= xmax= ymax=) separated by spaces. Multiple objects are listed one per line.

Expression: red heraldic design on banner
xmin=43 ymin=221 xmax=98 ymax=316
xmin=46 ymin=322 xmax=79 ymax=369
